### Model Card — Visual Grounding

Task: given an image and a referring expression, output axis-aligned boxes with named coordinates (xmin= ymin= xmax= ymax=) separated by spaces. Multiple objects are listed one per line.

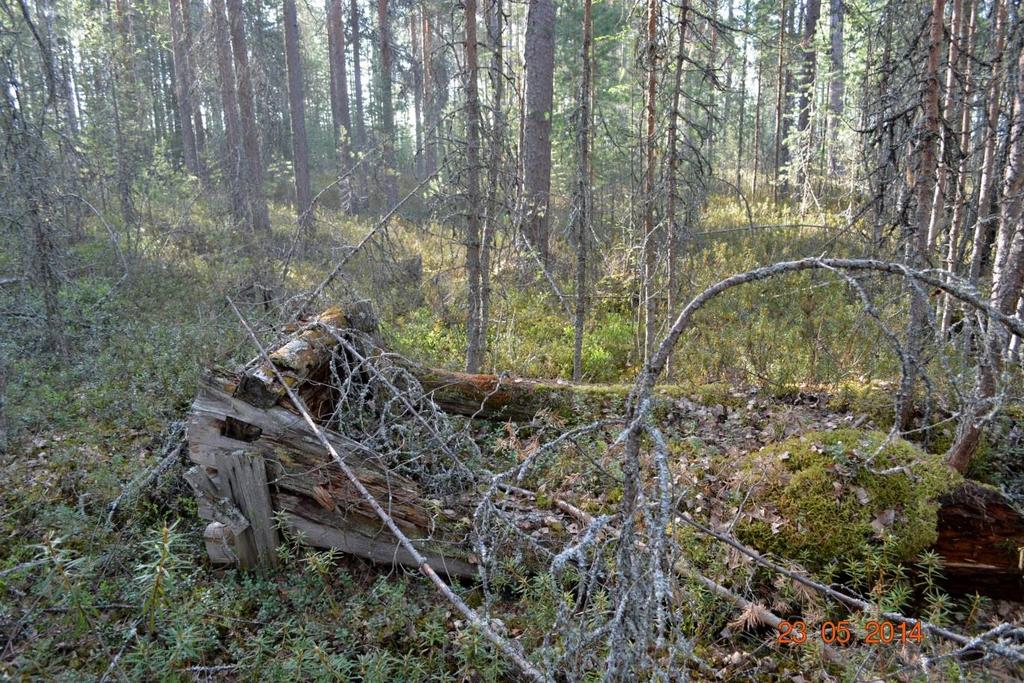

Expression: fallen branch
xmin=106 ymin=422 xmax=186 ymax=527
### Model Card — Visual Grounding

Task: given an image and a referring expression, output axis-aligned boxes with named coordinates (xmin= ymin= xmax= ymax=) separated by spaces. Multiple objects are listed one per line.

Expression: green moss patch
xmin=732 ymin=430 xmax=960 ymax=571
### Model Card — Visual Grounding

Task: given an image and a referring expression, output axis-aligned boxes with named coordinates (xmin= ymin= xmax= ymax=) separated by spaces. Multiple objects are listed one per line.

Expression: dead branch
xmin=228 ymin=298 xmax=550 ymax=683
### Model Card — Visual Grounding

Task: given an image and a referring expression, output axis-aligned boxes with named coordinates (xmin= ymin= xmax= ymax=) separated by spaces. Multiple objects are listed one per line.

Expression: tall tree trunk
xmin=522 ymin=0 xmax=555 ymax=263
xmin=327 ymin=0 xmax=355 ymax=212
xmin=967 ymin=0 xmax=1006 ymax=285
xmin=666 ymin=0 xmax=688 ymax=376
xmin=948 ymin=40 xmax=1024 ymax=471
xmin=752 ymin=59 xmax=763 ymax=195
xmin=182 ymin=1 xmax=207 ymax=182
xmin=283 ymin=0 xmax=313 ymax=230
xmin=464 ymin=0 xmax=484 ymax=372
xmin=376 ymin=0 xmax=398 ymax=207
xmin=350 ymin=0 xmax=368 ymax=210
xmin=827 ymin=0 xmax=844 ymax=176
xmin=409 ymin=13 xmax=423 ymax=179
xmin=796 ymin=0 xmax=821 ymax=187
xmin=420 ymin=4 xmax=436 ymax=177
xmin=897 ymin=0 xmax=944 ymax=433
xmin=736 ymin=0 xmax=750 ymax=189
xmin=481 ymin=0 xmax=505 ymax=365
xmin=227 ymin=0 xmax=271 ymax=234
xmin=211 ymin=0 xmax=245 ymax=225
xmin=168 ymin=0 xmax=199 ymax=174
xmin=642 ymin=0 xmax=659 ymax=364
xmin=773 ymin=0 xmax=788 ymax=202
xmin=926 ymin=0 xmax=966 ymax=251
xmin=941 ymin=0 xmax=977 ymax=334
xmin=572 ymin=0 xmax=593 ymax=382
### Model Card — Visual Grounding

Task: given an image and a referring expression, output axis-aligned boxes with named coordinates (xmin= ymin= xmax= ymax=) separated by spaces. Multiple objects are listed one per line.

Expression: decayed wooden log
xmin=231 ymin=302 xmax=624 ymax=422
xmin=934 ymin=482 xmax=1024 ymax=599
xmin=187 ymin=304 xmax=1024 ymax=601
xmin=187 ymin=373 xmax=482 ymax=574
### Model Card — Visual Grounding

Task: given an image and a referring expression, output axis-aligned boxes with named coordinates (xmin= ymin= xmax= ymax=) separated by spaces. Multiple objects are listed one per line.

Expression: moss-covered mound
xmin=732 ymin=429 xmax=961 ymax=571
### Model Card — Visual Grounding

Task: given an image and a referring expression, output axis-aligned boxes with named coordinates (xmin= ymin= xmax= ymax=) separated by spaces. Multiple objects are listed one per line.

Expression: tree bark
xmin=168 ymin=0 xmax=199 ymax=174
xmin=773 ymin=0 xmax=788 ymax=202
xmin=464 ymin=0 xmax=484 ymax=373
xmin=827 ymin=0 xmax=844 ymax=176
xmin=897 ymin=0 xmax=944 ymax=433
xmin=926 ymin=0 xmax=965 ymax=251
xmin=941 ymin=0 xmax=977 ymax=334
xmin=665 ymin=1 xmax=688 ymax=377
xmin=226 ymin=0 xmax=271 ymax=234
xmin=350 ymin=0 xmax=368 ymax=210
xmin=481 ymin=0 xmax=505 ymax=367
xmin=642 ymin=0 xmax=659 ymax=365
xmin=283 ymin=0 xmax=313 ymax=230
xmin=211 ymin=0 xmax=245 ymax=226
xmin=522 ymin=0 xmax=555 ymax=263
xmin=572 ymin=0 xmax=593 ymax=382
xmin=796 ymin=0 xmax=821 ymax=187
xmin=376 ymin=0 xmax=398 ymax=207
xmin=967 ymin=0 xmax=1007 ymax=285
xmin=327 ymin=0 xmax=355 ymax=212
xmin=420 ymin=4 xmax=437 ymax=177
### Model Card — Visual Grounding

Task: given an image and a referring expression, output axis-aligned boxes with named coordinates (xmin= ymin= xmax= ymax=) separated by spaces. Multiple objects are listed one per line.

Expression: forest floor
xmin=2 ymin=194 xmax=1023 ymax=680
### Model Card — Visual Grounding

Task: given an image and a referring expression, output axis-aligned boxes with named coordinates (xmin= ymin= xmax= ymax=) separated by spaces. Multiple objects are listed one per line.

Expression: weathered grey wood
xmin=218 ymin=449 xmax=278 ymax=569
xmin=184 ymin=466 xmax=249 ymax=535
xmin=202 ymin=522 xmax=238 ymax=565
xmin=282 ymin=512 xmax=477 ymax=578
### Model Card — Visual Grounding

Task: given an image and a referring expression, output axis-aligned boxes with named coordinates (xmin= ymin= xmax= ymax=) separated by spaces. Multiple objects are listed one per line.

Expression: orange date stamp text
xmin=777 ymin=620 xmax=923 ymax=646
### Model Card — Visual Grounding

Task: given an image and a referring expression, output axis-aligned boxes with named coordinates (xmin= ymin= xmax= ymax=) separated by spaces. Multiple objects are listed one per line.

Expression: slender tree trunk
xmin=572 ymin=0 xmax=593 ymax=382
xmin=377 ymin=0 xmax=398 ymax=207
xmin=410 ymin=13 xmax=423 ymax=179
xmin=967 ymin=0 xmax=1006 ymax=285
xmin=666 ymin=0 xmax=687 ymax=376
xmin=182 ymin=1 xmax=207 ymax=182
xmin=481 ymin=0 xmax=505 ymax=365
xmin=827 ymin=0 xmax=844 ymax=176
xmin=642 ymin=0 xmax=659 ymax=364
xmin=420 ymin=5 xmax=436 ymax=177
xmin=941 ymin=0 xmax=977 ymax=334
xmin=926 ymin=0 xmax=965 ymax=251
xmin=753 ymin=59 xmax=763 ymax=195
xmin=897 ymin=0 xmax=944 ymax=433
xmin=168 ymin=0 xmax=198 ymax=173
xmin=327 ymin=0 xmax=355 ymax=212
xmin=350 ymin=0 xmax=368 ymax=211
xmin=283 ymin=0 xmax=313 ymax=230
xmin=736 ymin=0 xmax=750 ymax=189
xmin=773 ymin=0 xmax=788 ymax=202
xmin=796 ymin=0 xmax=821 ymax=188
xmin=522 ymin=0 xmax=555 ymax=263
xmin=211 ymin=0 xmax=245 ymax=225
xmin=948 ymin=41 xmax=1024 ymax=471
xmin=227 ymin=0 xmax=271 ymax=234
xmin=464 ymin=0 xmax=483 ymax=372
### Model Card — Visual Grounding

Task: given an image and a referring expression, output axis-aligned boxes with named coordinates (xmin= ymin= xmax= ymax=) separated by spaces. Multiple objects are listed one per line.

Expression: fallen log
xmin=934 ymin=482 xmax=1024 ymax=599
xmin=185 ymin=304 xmax=1024 ymax=601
